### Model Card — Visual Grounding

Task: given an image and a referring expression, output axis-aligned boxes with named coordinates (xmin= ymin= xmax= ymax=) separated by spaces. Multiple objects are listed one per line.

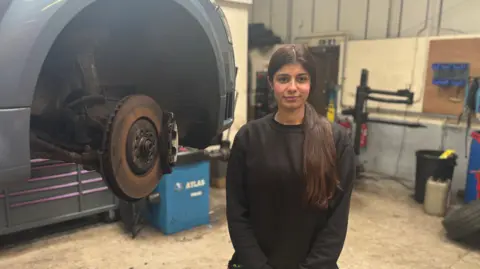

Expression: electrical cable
xmin=440 ymin=118 xmax=448 ymax=150
xmin=392 ymin=104 xmax=408 ymax=179
xmin=406 ymin=0 xmax=473 ymax=104
xmin=400 ymin=0 xmax=474 ymax=36
xmin=388 ymin=176 xmax=415 ymax=191
xmin=361 ymin=172 xmax=414 ymax=190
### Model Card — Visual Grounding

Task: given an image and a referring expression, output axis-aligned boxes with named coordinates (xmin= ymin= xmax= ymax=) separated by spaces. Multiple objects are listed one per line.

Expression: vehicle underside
xmin=29 ymin=0 xmax=230 ymax=201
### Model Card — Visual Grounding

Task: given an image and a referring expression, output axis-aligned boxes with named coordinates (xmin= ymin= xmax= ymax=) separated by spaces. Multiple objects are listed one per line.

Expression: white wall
xmin=342 ymin=38 xmax=427 ymax=112
xmin=252 ymin=0 xmax=480 ymax=42
xmin=343 ymin=34 xmax=480 ymax=113
xmin=218 ymin=0 xmax=250 ymax=141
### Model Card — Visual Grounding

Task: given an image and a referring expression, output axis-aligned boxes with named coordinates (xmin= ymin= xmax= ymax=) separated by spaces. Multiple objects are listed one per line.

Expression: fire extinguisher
xmin=359 ymin=123 xmax=368 ymax=149
xmin=337 ymin=118 xmax=368 ymax=150
xmin=337 ymin=118 xmax=352 ymax=136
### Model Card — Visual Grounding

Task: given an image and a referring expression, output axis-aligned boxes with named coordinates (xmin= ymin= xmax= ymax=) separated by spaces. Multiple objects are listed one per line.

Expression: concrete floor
xmin=0 ymin=174 xmax=479 ymax=269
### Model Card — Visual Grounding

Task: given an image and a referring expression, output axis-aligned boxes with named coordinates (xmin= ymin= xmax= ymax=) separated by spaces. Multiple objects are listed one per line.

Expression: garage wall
xmin=219 ymin=0 xmax=250 ymax=141
xmin=251 ymin=0 xmax=480 ymax=41
xmin=251 ymin=0 xmax=480 ymax=193
xmin=348 ymin=34 xmax=480 ymax=194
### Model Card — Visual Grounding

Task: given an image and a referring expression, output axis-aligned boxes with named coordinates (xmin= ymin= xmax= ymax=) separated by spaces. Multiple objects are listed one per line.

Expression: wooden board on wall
xmin=423 ymin=38 xmax=480 ymax=115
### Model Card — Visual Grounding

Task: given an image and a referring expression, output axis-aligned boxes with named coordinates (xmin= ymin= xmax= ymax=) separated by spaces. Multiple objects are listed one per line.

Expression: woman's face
xmin=270 ymin=63 xmax=311 ymax=111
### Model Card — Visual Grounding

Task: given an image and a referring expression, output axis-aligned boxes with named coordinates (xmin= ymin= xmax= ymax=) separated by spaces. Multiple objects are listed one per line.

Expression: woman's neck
xmin=275 ymin=106 xmax=305 ymax=125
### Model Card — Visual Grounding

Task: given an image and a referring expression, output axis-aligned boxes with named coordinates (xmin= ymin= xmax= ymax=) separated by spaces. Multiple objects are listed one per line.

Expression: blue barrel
xmin=465 ymin=131 xmax=480 ymax=203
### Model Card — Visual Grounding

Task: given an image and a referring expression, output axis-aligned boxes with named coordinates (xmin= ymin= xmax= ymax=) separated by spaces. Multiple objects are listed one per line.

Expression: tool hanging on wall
xmin=432 ymin=63 xmax=470 ymax=103
xmin=458 ymin=77 xmax=480 ymax=157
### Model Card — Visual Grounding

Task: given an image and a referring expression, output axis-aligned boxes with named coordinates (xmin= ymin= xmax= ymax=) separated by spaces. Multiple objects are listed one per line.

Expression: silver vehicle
xmin=0 ymin=0 xmax=236 ymax=201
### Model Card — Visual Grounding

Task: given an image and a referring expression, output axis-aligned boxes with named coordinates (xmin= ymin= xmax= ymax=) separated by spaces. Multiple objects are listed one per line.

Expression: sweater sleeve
xmin=299 ymin=136 xmax=356 ymax=269
xmin=226 ymin=130 xmax=273 ymax=269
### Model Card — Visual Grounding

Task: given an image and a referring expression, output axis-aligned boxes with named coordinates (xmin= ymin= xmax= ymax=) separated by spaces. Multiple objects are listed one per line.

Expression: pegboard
xmin=423 ymin=38 xmax=480 ymax=115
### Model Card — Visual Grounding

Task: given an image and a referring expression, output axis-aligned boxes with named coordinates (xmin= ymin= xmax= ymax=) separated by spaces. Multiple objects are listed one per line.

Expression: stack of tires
xmin=442 ymin=200 xmax=480 ymax=246
xmin=441 ymin=132 xmax=480 ymax=246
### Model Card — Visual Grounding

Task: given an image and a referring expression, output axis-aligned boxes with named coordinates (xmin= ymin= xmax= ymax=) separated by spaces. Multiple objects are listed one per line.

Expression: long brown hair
xmin=267 ymin=44 xmax=339 ymax=209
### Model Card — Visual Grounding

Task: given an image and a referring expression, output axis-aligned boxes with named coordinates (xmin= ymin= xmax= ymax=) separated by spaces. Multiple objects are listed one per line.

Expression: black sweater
xmin=226 ymin=114 xmax=356 ymax=269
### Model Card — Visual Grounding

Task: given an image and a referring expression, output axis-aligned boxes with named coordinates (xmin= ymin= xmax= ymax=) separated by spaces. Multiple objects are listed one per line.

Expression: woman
xmin=226 ymin=44 xmax=356 ymax=269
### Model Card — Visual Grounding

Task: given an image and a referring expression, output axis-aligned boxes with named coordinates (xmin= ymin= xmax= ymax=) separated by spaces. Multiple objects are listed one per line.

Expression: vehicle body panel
xmin=0 ymin=0 xmax=236 ymax=187
xmin=0 ymin=108 xmax=30 ymax=187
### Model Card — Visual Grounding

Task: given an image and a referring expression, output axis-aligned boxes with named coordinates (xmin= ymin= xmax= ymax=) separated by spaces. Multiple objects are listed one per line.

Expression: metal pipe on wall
xmin=364 ymin=0 xmax=370 ymax=39
xmin=336 ymin=0 xmax=341 ymax=31
xmin=268 ymin=0 xmax=273 ymax=29
xmin=414 ymin=0 xmax=432 ymax=105
xmin=386 ymin=0 xmax=393 ymax=38
xmin=415 ymin=0 xmax=431 ymax=41
xmin=286 ymin=0 xmax=293 ymax=42
xmin=339 ymin=33 xmax=349 ymax=109
xmin=397 ymin=0 xmax=404 ymax=37
xmin=311 ymin=0 xmax=316 ymax=33
xmin=436 ymin=0 xmax=444 ymax=35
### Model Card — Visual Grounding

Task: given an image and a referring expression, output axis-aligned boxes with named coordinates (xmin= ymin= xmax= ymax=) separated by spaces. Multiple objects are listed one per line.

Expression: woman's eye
xmin=296 ymin=75 xmax=309 ymax=83
xmin=276 ymin=76 xmax=290 ymax=84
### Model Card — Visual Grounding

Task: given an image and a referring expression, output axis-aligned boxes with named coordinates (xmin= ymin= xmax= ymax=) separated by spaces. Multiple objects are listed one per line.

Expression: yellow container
xmin=439 ymin=149 xmax=455 ymax=159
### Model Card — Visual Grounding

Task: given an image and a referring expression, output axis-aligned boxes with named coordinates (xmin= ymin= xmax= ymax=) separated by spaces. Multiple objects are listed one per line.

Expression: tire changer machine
xmin=341 ymin=69 xmax=425 ymax=175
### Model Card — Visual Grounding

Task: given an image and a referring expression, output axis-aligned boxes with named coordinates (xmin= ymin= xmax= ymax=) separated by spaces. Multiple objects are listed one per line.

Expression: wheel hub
xmin=127 ymin=119 xmax=158 ymax=175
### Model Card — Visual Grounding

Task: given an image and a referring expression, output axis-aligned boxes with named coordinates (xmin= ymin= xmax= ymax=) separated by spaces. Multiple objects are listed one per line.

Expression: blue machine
xmin=465 ymin=132 xmax=480 ymax=204
xmin=462 ymin=79 xmax=480 ymax=203
xmin=147 ymin=148 xmax=210 ymax=235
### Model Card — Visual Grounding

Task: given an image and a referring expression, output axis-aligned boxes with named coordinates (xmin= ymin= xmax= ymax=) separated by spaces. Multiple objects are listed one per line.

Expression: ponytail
xmin=303 ymin=103 xmax=339 ymax=209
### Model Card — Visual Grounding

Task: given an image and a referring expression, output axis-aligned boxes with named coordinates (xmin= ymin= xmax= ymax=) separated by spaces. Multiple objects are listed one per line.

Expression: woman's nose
xmin=287 ymin=80 xmax=299 ymax=90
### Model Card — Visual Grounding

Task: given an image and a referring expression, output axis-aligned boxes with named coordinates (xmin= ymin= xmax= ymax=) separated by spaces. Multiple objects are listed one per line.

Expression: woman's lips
xmin=283 ymin=96 xmax=299 ymax=102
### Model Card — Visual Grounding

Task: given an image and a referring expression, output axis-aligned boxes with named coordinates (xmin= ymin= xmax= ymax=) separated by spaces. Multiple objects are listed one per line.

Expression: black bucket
xmin=415 ymin=150 xmax=457 ymax=203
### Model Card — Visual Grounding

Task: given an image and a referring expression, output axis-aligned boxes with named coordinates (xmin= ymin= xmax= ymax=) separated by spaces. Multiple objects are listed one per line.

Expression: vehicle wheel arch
xmin=3 ymin=0 xmax=232 ymax=110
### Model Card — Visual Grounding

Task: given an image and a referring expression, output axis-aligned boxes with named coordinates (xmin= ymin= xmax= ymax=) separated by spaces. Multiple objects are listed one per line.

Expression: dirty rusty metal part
xmin=100 ymin=94 xmax=163 ymax=201
xmin=158 ymin=111 xmax=178 ymax=175
xmin=126 ymin=119 xmax=158 ymax=175
xmin=66 ymin=94 xmax=105 ymax=109
xmin=30 ymin=134 xmax=84 ymax=163
xmin=76 ymin=53 xmax=102 ymax=95
xmin=30 ymin=134 xmax=98 ymax=165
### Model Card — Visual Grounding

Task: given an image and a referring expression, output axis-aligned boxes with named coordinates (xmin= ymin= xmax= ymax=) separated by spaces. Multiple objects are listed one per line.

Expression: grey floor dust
xmin=0 ymin=173 xmax=478 ymax=269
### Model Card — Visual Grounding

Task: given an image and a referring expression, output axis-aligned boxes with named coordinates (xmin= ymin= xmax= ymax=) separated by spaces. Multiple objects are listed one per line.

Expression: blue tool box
xmin=147 ymin=148 xmax=210 ymax=235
